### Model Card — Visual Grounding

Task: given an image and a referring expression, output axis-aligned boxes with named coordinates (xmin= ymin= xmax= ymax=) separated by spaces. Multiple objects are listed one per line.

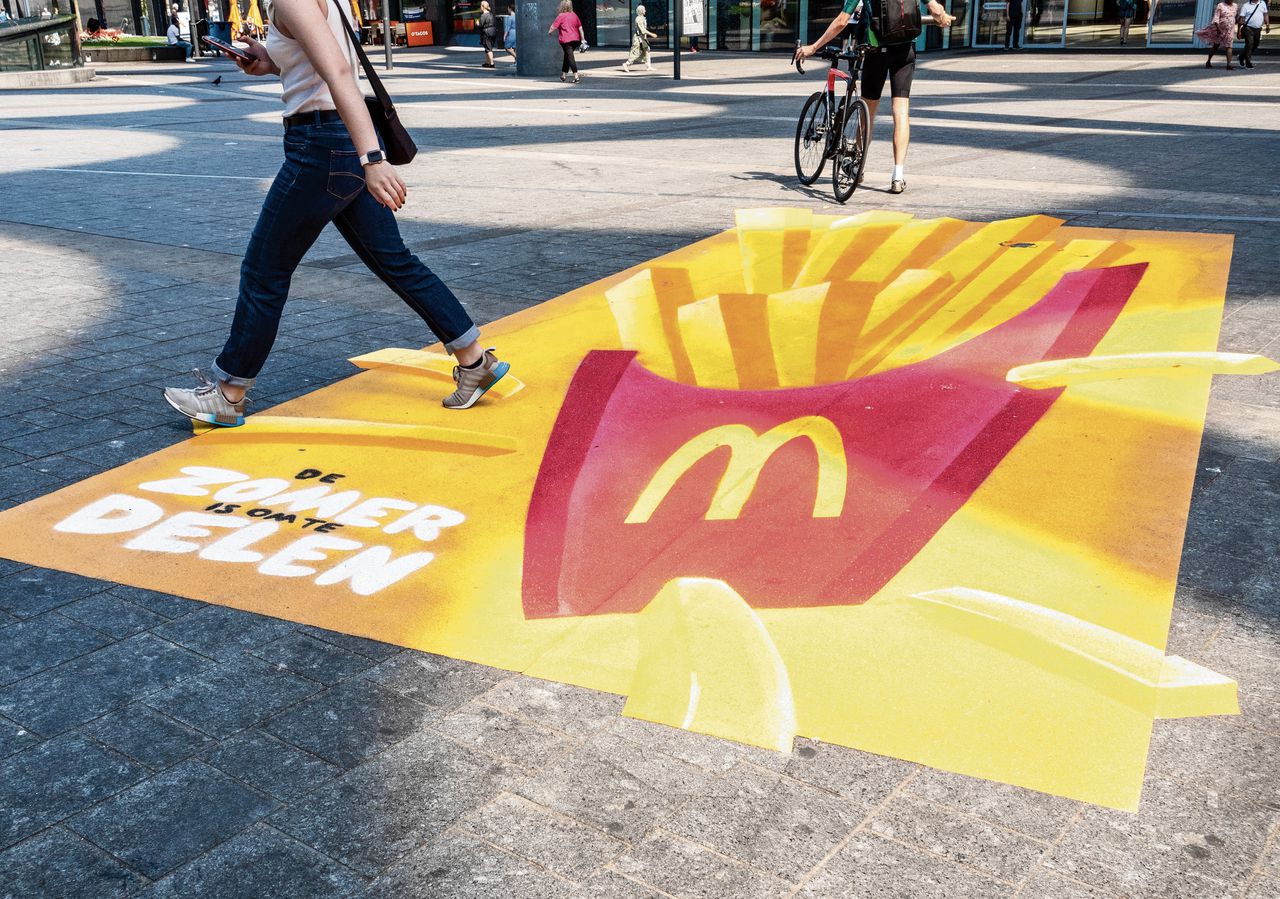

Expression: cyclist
xmin=796 ymin=0 xmax=953 ymax=194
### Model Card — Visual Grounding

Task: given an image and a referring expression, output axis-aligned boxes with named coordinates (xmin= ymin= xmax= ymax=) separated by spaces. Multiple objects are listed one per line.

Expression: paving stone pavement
xmin=1 ymin=45 xmax=1279 ymax=898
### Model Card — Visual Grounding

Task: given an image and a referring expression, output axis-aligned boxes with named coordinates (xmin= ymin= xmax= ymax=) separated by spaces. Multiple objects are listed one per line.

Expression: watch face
xmin=365 ymin=150 xmax=385 ymax=164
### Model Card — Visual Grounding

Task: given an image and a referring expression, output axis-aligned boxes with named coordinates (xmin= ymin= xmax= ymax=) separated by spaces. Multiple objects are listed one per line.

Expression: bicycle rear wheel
xmin=794 ymin=91 xmax=830 ymax=186
xmin=832 ymin=96 xmax=870 ymax=204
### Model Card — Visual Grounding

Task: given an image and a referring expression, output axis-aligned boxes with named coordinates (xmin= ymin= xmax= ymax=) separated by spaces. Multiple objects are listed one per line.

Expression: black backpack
xmin=866 ymin=0 xmax=922 ymax=45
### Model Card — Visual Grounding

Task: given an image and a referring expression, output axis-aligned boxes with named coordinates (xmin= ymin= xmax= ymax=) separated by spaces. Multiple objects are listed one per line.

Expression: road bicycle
xmin=793 ymin=40 xmax=871 ymax=204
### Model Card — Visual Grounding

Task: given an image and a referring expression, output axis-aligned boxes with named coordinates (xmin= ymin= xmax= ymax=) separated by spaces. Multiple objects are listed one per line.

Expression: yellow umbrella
xmin=227 ymin=0 xmax=242 ymax=35
xmin=351 ymin=0 xmax=363 ymax=26
xmin=246 ymin=0 xmax=265 ymax=30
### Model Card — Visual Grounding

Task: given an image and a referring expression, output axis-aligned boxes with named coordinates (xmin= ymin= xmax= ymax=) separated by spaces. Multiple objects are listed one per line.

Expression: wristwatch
xmin=359 ymin=149 xmax=386 ymax=167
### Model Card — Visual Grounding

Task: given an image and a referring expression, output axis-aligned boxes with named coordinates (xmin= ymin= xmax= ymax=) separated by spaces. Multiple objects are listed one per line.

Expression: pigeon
xmin=211 ymin=75 xmax=222 ymax=85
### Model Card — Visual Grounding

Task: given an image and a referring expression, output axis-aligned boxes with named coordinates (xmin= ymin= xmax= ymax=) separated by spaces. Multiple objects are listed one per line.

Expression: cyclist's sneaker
xmin=889 ymin=178 xmax=906 ymax=195
xmin=443 ymin=348 xmax=510 ymax=410
xmin=163 ymin=369 xmax=247 ymax=427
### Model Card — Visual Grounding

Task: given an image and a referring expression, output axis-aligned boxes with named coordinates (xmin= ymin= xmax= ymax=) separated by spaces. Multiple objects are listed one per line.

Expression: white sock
xmin=892 ymin=164 xmax=904 ymax=181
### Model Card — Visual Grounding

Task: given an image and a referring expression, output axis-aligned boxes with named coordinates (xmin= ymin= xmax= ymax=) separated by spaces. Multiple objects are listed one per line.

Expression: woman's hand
xmin=795 ymin=42 xmax=815 ymax=60
xmin=234 ymin=36 xmax=278 ymax=76
xmin=365 ymin=161 xmax=407 ymax=211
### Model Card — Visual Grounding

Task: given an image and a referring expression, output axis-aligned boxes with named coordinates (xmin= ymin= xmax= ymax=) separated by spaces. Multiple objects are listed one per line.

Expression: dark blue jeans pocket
xmin=326 ymin=150 xmax=365 ymax=201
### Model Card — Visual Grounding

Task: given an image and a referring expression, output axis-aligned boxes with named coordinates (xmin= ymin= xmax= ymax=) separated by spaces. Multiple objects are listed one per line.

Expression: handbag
xmin=331 ymin=0 xmax=418 ymax=165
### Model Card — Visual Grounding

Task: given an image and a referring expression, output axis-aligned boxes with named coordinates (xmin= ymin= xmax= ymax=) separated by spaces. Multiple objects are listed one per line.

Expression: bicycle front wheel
xmin=832 ymin=96 xmax=870 ymax=204
xmin=794 ymin=91 xmax=830 ymax=186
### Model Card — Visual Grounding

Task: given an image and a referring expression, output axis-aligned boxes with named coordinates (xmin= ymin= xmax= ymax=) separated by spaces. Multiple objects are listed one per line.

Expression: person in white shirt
xmin=1238 ymin=0 xmax=1269 ymax=68
xmin=166 ymin=15 xmax=194 ymax=58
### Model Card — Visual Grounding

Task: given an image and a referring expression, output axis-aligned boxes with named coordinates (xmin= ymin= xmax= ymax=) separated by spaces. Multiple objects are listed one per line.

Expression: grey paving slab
xmin=293 ymin=624 xmax=402 ymax=662
xmin=147 ymin=652 xmax=322 ymax=740
xmin=797 ymin=832 xmax=1012 ymax=898
xmin=608 ymin=716 xmax=786 ymax=776
xmin=0 ymin=633 xmax=212 ymax=736
xmin=459 ymin=793 xmax=627 ymax=882
xmin=368 ymin=830 xmax=576 ymax=899
xmin=146 ymin=823 xmax=365 ymax=899
xmin=779 ymin=738 xmax=918 ymax=809
xmin=434 ymin=700 xmax=579 ymax=775
xmin=0 ymin=567 xmax=112 ymax=619
xmin=362 ymin=649 xmax=510 ymax=712
xmin=868 ymin=792 xmax=1050 ymax=884
xmin=263 ymin=678 xmax=437 ymax=769
xmin=1045 ymin=775 xmax=1278 ymax=898
xmin=105 ymin=585 xmax=205 ymax=621
xmin=665 ymin=760 xmax=865 ymax=884
xmin=614 ymin=830 xmax=792 ymax=899
xmin=249 ymin=631 xmax=381 ymax=685
xmin=0 ymin=716 xmax=39 ymax=761
xmin=271 ymin=729 xmax=522 ymax=876
xmin=56 ymin=592 xmax=168 ymax=640
xmin=83 ymin=703 xmax=217 ymax=772
xmin=203 ymin=729 xmax=342 ymax=803
xmin=477 ymin=675 xmax=626 ymax=736
xmin=1018 ymin=868 xmax=1120 ymax=899
xmin=0 ymin=611 xmax=112 ymax=686
xmin=0 ymin=826 xmax=149 ymax=899
xmin=575 ymin=869 xmax=668 ymax=898
xmin=517 ymin=731 xmax=716 ymax=844
xmin=151 ymin=603 xmax=298 ymax=663
xmin=67 ymin=760 xmax=277 ymax=880
xmin=904 ymin=768 xmax=1082 ymax=843
xmin=0 ymin=733 xmax=149 ymax=851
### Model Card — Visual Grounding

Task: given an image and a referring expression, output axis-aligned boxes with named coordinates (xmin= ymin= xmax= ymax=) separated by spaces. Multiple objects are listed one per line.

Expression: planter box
xmin=81 ymin=45 xmax=184 ymax=62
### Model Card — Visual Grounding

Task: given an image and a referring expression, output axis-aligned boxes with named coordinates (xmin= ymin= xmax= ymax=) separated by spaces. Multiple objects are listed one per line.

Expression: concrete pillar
xmin=516 ymin=0 xmax=564 ymax=76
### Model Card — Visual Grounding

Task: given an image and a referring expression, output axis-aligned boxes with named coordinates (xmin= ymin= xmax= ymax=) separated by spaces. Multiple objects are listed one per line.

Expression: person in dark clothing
xmin=1006 ymin=0 xmax=1023 ymax=47
xmin=479 ymin=0 xmax=497 ymax=67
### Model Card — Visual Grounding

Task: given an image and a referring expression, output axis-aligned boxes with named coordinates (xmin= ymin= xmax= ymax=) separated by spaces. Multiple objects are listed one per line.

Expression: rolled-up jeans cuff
xmin=444 ymin=325 xmax=481 ymax=355
xmin=211 ymin=359 xmax=256 ymax=388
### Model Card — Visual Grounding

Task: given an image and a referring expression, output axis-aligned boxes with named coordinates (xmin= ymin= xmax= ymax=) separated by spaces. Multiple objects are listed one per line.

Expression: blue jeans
xmin=214 ymin=119 xmax=479 ymax=387
xmin=172 ymin=39 xmax=193 ymax=59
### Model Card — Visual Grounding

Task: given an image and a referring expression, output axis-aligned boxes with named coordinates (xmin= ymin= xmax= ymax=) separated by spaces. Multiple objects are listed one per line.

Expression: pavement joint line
xmin=605 ymin=865 xmax=682 ymax=898
xmin=455 ymin=823 xmax=584 ymax=885
xmin=1010 ymin=805 xmax=1091 ymax=897
xmin=784 ymin=767 xmax=923 ymax=897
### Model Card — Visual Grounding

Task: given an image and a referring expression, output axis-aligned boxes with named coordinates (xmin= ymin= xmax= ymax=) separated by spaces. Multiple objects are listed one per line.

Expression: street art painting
xmin=0 ymin=209 xmax=1271 ymax=811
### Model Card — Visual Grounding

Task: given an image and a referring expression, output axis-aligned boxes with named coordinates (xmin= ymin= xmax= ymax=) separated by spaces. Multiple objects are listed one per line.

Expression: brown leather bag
xmin=332 ymin=0 xmax=418 ymax=165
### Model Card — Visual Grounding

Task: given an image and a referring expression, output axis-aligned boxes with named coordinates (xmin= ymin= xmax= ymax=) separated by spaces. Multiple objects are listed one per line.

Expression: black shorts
xmin=861 ymin=43 xmax=916 ymax=101
xmin=481 ymin=33 xmax=496 ymax=50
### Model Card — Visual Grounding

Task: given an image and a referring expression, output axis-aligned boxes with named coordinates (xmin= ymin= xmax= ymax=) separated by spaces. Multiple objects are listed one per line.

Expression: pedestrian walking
xmin=548 ymin=0 xmax=584 ymax=82
xmin=1238 ymin=0 xmax=1269 ymax=67
xmin=479 ymin=0 xmax=497 ymax=67
xmin=1005 ymin=0 xmax=1023 ymax=48
xmin=163 ymin=0 xmax=509 ymax=426
xmin=796 ymin=0 xmax=954 ymax=195
xmin=166 ymin=14 xmax=194 ymax=59
xmin=1197 ymin=0 xmax=1239 ymax=68
xmin=621 ymin=4 xmax=656 ymax=72
xmin=503 ymin=2 xmax=517 ymax=60
xmin=1117 ymin=0 xmax=1135 ymax=43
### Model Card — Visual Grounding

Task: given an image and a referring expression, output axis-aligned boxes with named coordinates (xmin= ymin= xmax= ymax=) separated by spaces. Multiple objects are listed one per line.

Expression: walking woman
xmin=503 ymin=1 xmax=517 ymax=60
xmin=1197 ymin=0 xmax=1239 ymax=67
xmin=478 ymin=0 xmax=497 ymax=67
xmin=548 ymin=0 xmax=584 ymax=82
xmin=164 ymin=0 xmax=509 ymax=425
xmin=621 ymin=4 xmax=656 ymax=73
xmin=1116 ymin=0 xmax=1135 ymax=44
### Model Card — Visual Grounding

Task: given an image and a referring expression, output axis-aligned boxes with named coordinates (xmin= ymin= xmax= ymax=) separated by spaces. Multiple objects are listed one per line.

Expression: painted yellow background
xmin=0 ymin=210 xmax=1240 ymax=810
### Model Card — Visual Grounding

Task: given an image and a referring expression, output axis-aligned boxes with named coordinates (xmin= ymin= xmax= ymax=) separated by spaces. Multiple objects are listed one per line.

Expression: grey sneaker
xmin=442 ymin=348 xmax=510 ymax=410
xmin=889 ymin=178 xmax=906 ymax=194
xmin=163 ymin=369 xmax=247 ymax=427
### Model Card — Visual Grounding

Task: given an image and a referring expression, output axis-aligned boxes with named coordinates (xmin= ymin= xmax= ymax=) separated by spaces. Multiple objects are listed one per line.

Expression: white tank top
xmin=267 ymin=0 xmax=362 ymax=117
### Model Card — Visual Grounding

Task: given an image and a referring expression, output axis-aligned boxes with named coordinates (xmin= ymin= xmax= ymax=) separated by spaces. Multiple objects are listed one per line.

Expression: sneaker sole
xmin=163 ymin=392 xmax=245 ymax=427
xmin=444 ymin=361 xmax=510 ymax=410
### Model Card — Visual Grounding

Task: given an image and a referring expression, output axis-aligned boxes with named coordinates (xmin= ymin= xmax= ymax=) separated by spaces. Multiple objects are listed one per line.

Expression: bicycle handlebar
xmin=794 ymin=39 xmax=863 ymax=75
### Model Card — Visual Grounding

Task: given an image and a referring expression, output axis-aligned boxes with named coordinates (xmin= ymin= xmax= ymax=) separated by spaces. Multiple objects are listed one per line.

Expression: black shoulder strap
xmin=330 ymin=0 xmax=395 ymax=115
